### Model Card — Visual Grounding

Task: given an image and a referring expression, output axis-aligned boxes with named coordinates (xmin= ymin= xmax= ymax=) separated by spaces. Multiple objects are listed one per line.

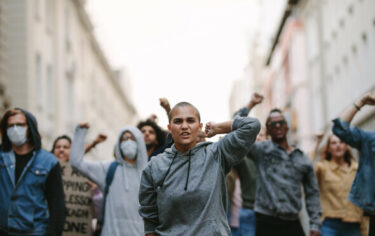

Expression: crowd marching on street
xmin=0 ymin=92 xmax=374 ymax=236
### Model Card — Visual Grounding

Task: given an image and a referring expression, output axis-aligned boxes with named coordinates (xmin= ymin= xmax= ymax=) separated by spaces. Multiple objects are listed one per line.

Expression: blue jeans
xmin=231 ymin=227 xmax=241 ymax=236
xmin=232 ymin=208 xmax=256 ymax=236
xmin=321 ymin=218 xmax=360 ymax=236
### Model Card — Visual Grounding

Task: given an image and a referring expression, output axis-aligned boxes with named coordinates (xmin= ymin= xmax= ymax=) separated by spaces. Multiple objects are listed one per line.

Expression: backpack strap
xmin=97 ymin=161 xmax=119 ymax=227
xmin=105 ymin=161 xmax=119 ymax=194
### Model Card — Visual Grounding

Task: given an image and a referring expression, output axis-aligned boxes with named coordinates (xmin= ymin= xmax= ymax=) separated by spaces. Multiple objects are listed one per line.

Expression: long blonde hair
xmin=322 ymin=135 xmax=354 ymax=166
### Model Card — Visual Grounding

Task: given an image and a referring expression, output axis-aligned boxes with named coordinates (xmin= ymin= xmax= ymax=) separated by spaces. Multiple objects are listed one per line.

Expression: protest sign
xmin=60 ymin=162 xmax=92 ymax=236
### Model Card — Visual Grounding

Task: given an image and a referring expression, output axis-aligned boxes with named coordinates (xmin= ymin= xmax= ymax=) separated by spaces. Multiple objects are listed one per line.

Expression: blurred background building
xmin=0 ymin=0 xmax=10 ymax=114
xmin=4 ymin=0 xmax=138 ymax=159
xmin=2 ymin=0 xmax=373 ymax=160
xmin=230 ymin=0 xmax=375 ymax=153
xmin=229 ymin=0 xmax=375 ymax=233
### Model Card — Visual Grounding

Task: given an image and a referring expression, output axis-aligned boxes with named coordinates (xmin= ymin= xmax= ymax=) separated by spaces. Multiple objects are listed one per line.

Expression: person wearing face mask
xmin=0 ymin=108 xmax=65 ymax=236
xmin=69 ymin=123 xmax=148 ymax=236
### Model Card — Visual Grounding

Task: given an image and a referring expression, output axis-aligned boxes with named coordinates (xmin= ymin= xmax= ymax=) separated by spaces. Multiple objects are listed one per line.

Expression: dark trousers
xmin=370 ymin=214 xmax=375 ymax=236
xmin=255 ymin=212 xmax=305 ymax=236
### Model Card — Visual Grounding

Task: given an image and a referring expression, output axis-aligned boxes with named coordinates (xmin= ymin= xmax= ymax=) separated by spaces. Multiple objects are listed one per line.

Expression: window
xmin=347 ymin=4 xmax=354 ymax=15
xmin=46 ymin=65 xmax=54 ymax=116
xmin=45 ymin=0 xmax=54 ymax=33
xmin=34 ymin=0 xmax=41 ymax=20
xmin=65 ymin=75 xmax=74 ymax=127
xmin=35 ymin=54 xmax=43 ymax=110
xmin=361 ymin=32 xmax=371 ymax=86
xmin=65 ymin=5 xmax=71 ymax=51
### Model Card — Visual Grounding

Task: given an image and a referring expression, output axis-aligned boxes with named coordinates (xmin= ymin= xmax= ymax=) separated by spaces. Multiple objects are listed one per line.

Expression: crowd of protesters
xmin=0 ymin=92 xmax=374 ymax=236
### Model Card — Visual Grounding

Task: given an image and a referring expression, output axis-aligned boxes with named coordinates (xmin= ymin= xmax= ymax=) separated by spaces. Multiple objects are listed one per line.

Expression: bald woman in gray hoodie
xmin=139 ymin=102 xmax=260 ymax=236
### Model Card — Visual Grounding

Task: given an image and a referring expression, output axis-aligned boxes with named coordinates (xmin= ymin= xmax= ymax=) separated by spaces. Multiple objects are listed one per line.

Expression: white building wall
xmin=0 ymin=0 xmax=10 ymax=113
xmin=7 ymin=0 xmax=138 ymax=159
xmin=301 ymin=0 xmax=375 ymax=131
xmin=7 ymin=0 xmax=28 ymax=109
xmin=234 ymin=0 xmax=375 ymax=232
xmin=288 ymin=30 xmax=314 ymax=151
xmin=0 ymin=0 xmax=6 ymax=84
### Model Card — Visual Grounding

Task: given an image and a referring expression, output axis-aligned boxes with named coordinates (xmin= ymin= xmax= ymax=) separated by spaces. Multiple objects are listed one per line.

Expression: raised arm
xmin=231 ymin=93 xmax=265 ymax=162
xmin=139 ymin=164 xmax=159 ymax=236
xmin=69 ymin=123 xmax=109 ymax=190
xmin=312 ymin=132 xmax=324 ymax=161
xmin=340 ymin=93 xmax=375 ymax=122
xmin=84 ymin=133 xmax=107 ymax=154
xmin=159 ymin=98 xmax=171 ymax=118
xmin=204 ymin=120 xmax=233 ymax=138
xmin=333 ymin=93 xmax=375 ymax=149
xmin=147 ymin=114 xmax=158 ymax=123
xmin=207 ymin=116 xmax=261 ymax=173
xmin=233 ymin=92 xmax=264 ymax=118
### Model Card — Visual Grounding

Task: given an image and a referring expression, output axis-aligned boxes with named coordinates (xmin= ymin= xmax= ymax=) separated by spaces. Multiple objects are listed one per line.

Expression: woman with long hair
xmin=315 ymin=134 xmax=363 ymax=236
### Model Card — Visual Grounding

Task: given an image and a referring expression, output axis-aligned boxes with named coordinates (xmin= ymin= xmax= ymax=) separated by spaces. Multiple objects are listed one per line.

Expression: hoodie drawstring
xmin=160 ymin=152 xmax=177 ymax=188
xmin=184 ymin=151 xmax=192 ymax=191
xmin=123 ymin=166 xmax=129 ymax=191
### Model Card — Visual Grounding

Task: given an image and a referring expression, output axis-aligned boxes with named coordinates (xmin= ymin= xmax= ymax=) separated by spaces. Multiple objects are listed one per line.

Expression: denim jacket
xmin=0 ymin=149 xmax=58 ymax=235
xmin=247 ymin=141 xmax=322 ymax=232
xmin=233 ymin=106 xmax=322 ymax=231
xmin=332 ymin=118 xmax=375 ymax=213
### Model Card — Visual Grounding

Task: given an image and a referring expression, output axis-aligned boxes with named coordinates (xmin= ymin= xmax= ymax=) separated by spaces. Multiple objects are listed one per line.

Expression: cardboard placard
xmin=60 ymin=162 xmax=92 ymax=236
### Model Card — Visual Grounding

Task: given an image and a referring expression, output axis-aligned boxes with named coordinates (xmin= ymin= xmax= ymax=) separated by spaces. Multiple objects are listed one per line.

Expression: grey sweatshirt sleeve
xmin=138 ymin=163 xmax=159 ymax=234
xmin=246 ymin=142 xmax=261 ymax=162
xmin=69 ymin=126 xmax=108 ymax=190
xmin=302 ymin=157 xmax=322 ymax=232
xmin=232 ymin=107 xmax=250 ymax=118
xmin=214 ymin=116 xmax=260 ymax=173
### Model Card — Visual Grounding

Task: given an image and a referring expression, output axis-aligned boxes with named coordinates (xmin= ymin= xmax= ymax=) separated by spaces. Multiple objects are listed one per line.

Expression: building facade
xmin=7 ymin=0 xmax=138 ymax=159
xmin=0 ymin=0 xmax=10 ymax=113
xmin=301 ymin=0 xmax=375 ymax=132
xmin=236 ymin=0 xmax=375 ymax=152
xmin=229 ymin=0 xmax=290 ymax=128
xmin=263 ymin=16 xmax=314 ymax=151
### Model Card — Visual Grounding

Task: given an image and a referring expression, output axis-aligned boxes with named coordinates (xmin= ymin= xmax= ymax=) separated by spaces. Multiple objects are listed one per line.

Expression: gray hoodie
xmin=70 ymin=126 xmax=147 ymax=236
xmin=139 ymin=117 xmax=260 ymax=235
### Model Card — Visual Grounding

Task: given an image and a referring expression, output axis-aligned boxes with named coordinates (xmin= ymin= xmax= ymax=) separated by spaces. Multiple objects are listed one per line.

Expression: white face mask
xmin=120 ymin=140 xmax=138 ymax=160
xmin=7 ymin=126 xmax=27 ymax=146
